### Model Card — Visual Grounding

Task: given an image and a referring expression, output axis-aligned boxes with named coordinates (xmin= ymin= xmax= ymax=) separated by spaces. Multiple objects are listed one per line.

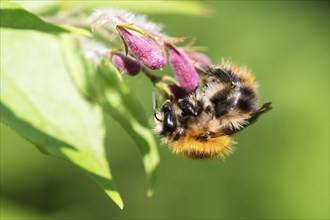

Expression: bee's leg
xmin=173 ymin=128 xmax=186 ymax=141
xmin=195 ymin=131 xmax=216 ymax=141
xmin=224 ymin=102 xmax=272 ymax=135
xmin=248 ymin=102 xmax=272 ymax=124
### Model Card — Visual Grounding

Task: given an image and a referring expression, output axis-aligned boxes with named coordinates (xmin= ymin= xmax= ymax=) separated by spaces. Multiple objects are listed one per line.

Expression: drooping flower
xmin=116 ymin=26 xmax=167 ymax=69
xmin=111 ymin=52 xmax=141 ymax=76
xmin=166 ymin=44 xmax=200 ymax=92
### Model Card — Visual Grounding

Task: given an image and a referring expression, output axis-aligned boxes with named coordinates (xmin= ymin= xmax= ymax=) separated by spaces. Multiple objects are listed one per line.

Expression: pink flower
xmin=111 ymin=52 xmax=141 ymax=76
xmin=166 ymin=44 xmax=200 ymax=93
xmin=116 ymin=26 xmax=167 ymax=69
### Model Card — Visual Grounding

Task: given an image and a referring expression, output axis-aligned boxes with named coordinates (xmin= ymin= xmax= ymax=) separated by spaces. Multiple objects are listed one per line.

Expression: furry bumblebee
xmin=153 ymin=61 xmax=272 ymax=159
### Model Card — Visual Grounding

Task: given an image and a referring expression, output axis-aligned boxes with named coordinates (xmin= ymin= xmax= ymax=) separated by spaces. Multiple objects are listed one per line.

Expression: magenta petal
xmin=185 ymin=51 xmax=212 ymax=65
xmin=166 ymin=44 xmax=200 ymax=92
xmin=117 ymin=26 xmax=167 ymax=69
xmin=111 ymin=53 xmax=141 ymax=76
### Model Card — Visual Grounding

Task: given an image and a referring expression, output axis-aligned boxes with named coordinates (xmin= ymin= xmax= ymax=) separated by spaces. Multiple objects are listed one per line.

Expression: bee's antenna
xmin=152 ymin=90 xmax=157 ymax=112
xmin=152 ymin=90 xmax=162 ymax=121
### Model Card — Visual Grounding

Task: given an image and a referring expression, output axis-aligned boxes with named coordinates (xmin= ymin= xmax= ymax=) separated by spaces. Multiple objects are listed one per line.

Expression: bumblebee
xmin=153 ymin=61 xmax=272 ymax=159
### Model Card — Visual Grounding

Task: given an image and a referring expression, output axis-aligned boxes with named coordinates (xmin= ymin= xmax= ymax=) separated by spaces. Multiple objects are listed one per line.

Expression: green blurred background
xmin=1 ymin=1 xmax=329 ymax=219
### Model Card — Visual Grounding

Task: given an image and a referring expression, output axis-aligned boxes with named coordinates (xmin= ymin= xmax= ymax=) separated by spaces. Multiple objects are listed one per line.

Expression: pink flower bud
xmin=116 ymin=26 xmax=167 ymax=69
xmin=185 ymin=51 xmax=212 ymax=65
xmin=166 ymin=44 xmax=200 ymax=92
xmin=111 ymin=53 xmax=141 ymax=76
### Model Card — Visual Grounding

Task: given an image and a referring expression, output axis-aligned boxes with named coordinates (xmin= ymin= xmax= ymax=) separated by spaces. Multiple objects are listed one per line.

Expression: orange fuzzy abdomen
xmin=166 ymin=126 xmax=236 ymax=159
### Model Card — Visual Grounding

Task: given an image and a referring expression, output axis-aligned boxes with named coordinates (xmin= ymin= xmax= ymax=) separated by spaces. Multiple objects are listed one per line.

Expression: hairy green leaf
xmin=0 ymin=1 xmax=91 ymax=36
xmin=61 ymin=36 xmax=160 ymax=196
xmin=0 ymin=29 xmax=123 ymax=209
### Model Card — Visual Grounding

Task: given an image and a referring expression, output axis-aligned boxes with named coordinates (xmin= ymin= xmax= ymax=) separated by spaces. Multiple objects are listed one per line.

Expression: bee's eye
xmin=162 ymin=102 xmax=172 ymax=112
xmin=163 ymin=112 xmax=176 ymax=134
xmin=161 ymin=103 xmax=177 ymax=135
xmin=179 ymin=99 xmax=196 ymax=116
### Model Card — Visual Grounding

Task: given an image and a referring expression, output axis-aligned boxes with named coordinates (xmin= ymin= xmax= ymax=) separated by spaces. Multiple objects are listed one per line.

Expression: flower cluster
xmin=89 ymin=9 xmax=212 ymax=98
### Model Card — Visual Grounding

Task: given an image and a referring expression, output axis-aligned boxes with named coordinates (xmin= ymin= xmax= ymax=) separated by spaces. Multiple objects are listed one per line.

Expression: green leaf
xmin=97 ymin=64 xmax=160 ymax=196
xmin=60 ymin=1 xmax=213 ymax=17
xmin=61 ymin=36 xmax=160 ymax=196
xmin=0 ymin=29 xmax=123 ymax=209
xmin=0 ymin=1 xmax=91 ymax=36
